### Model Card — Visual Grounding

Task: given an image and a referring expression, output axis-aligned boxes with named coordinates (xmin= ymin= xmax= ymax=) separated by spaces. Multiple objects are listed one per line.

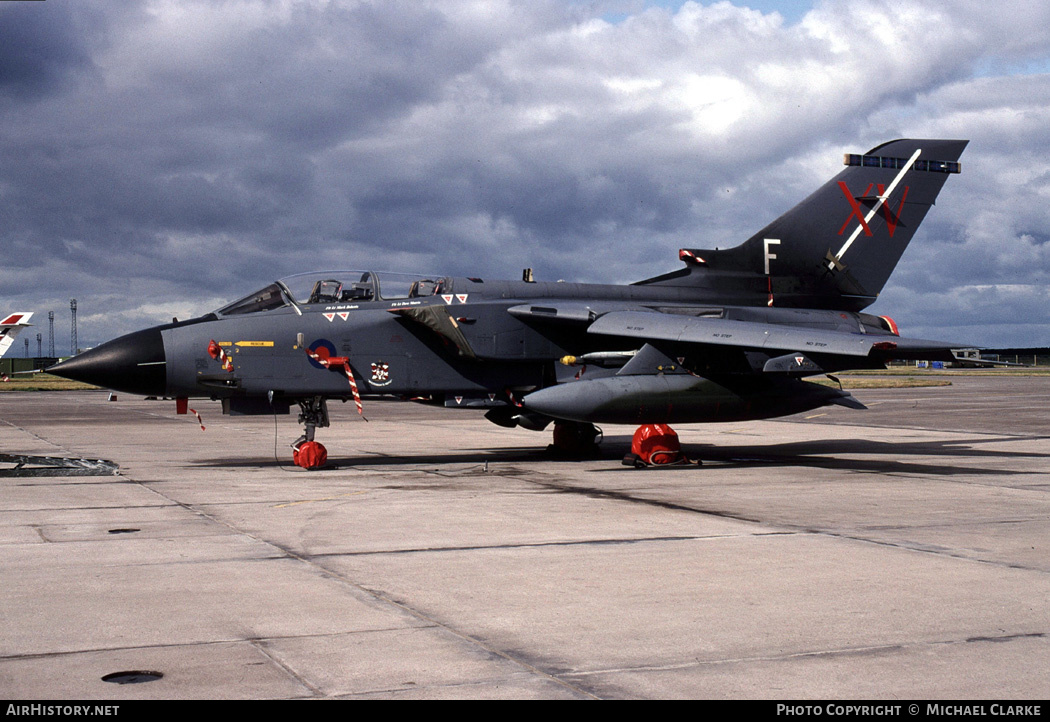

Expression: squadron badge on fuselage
xmin=370 ymin=361 xmax=392 ymax=386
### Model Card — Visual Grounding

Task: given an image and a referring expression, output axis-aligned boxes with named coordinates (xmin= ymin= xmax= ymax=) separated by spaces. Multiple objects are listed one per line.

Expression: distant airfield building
xmin=915 ymin=348 xmax=1050 ymax=368
xmin=977 ymin=347 xmax=1050 ymax=367
xmin=0 ymin=356 xmax=61 ymax=376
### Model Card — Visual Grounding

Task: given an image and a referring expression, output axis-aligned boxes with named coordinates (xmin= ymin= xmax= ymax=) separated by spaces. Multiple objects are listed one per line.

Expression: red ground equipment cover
xmin=630 ymin=424 xmax=684 ymax=465
xmin=293 ymin=441 xmax=328 ymax=470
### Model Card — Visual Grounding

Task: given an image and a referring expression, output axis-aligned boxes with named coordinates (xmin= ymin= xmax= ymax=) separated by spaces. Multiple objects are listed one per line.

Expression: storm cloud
xmin=2 ymin=0 xmax=1050 ymax=348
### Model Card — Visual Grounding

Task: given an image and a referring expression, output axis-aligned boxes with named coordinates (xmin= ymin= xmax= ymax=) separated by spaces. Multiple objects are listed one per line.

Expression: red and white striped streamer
xmin=304 ymin=348 xmax=367 ymax=420
xmin=207 ymin=340 xmax=234 ymax=372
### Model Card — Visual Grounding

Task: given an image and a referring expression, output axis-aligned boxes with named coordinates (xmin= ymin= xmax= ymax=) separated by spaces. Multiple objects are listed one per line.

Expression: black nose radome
xmin=48 ymin=327 xmax=166 ymax=396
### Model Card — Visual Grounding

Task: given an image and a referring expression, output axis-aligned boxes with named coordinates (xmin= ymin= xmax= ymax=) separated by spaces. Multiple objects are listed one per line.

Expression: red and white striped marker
xmin=175 ymin=397 xmax=205 ymax=429
xmin=207 ymin=340 xmax=234 ymax=372
xmin=304 ymin=348 xmax=367 ymax=420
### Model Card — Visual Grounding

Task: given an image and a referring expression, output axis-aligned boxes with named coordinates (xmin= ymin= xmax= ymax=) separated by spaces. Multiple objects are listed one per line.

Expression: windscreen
xmin=216 ymin=283 xmax=290 ymax=316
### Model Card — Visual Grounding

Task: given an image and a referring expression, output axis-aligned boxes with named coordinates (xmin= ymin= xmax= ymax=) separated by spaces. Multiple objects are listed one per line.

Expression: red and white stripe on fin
xmin=0 ymin=312 xmax=33 ymax=358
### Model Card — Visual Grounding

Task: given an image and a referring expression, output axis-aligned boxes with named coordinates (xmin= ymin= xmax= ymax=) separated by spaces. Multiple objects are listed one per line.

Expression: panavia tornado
xmin=50 ymin=139 xmax=968 ymax=463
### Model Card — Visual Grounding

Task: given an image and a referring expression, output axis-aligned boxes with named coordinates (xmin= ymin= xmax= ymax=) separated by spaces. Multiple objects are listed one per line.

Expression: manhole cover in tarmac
xmin=101 ymin=671 xmax=163 ymax=685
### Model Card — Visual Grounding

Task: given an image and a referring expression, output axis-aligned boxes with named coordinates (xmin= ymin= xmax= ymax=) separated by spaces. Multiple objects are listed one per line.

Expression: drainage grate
xmin=0 ymin=454 xmax=119 ymax=477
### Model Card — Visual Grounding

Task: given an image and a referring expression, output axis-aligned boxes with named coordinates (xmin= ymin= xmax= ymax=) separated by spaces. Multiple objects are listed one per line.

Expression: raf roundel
xmin=306 ymin=339 xmax=338 ymax=370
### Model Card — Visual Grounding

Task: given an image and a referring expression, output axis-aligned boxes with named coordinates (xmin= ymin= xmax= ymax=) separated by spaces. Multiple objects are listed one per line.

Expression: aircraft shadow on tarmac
xmin=188 ymin=434 xmax=1050 ymax=478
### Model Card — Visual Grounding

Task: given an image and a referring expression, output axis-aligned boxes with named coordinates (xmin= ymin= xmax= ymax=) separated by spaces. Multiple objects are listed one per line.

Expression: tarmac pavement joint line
xmin=0 ymin=417 xmax=74 ymax=454
xmin=274 ymin=490 xmax=371 ymax=509
xmin=513 ymin=463 xmax=1050 ymax=575
xmin=248 ymin=639 xmax=324 ymax=697
xmin=124 ymin=470 xmax=602 ymax=699
xmin=560 ymin=630 xmax=1050 ymax=680
xmin=307 ymin=532 xmax=754 ymax=559
xmin=819 ymin=528 xmax=1050 ymax=573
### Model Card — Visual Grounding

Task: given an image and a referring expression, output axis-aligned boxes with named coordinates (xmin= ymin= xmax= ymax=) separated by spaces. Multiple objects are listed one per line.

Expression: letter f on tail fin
xmin=0 ymin=313 xmax=33 ymax=359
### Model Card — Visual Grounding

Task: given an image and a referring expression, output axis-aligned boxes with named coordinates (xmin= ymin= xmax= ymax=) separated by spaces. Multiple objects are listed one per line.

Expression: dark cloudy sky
xmin=3 ymin=0 xmax=1050 ymax=350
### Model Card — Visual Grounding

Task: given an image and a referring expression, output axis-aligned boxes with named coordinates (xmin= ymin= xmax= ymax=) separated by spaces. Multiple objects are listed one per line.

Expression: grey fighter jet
xmin=49 ymin=139 xmax=968 ymax=462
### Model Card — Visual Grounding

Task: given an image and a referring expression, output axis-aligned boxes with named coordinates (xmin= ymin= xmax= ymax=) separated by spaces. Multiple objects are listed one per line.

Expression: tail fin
xmin=645 ymin=139 xmax=967 ymax=311
xmin=0 ymin=313 xmax=33 ymax=358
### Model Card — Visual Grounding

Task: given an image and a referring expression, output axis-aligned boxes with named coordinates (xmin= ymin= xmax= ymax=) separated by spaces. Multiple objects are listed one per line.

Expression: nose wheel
xmin=292 ymin=396 xmax=329 ymax=470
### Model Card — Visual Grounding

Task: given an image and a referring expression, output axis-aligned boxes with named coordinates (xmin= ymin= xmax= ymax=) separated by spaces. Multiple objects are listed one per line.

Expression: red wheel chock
xmin=293 ymin=440 xmax=328 ymax=470
xmin=622 ymin=424 xmax=697 ymax=468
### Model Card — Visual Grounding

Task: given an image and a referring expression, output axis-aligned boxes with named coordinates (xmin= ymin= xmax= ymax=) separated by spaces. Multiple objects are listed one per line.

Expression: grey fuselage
xmin=146 ymin=271 xmax=868 ymax=424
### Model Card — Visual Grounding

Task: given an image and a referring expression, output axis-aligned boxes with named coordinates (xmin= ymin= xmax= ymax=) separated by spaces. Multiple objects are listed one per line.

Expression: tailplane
xmin=0 ymin=313 xmax=33 ymax=359
xmin=642 ymin=139 xmax=968 ymax=311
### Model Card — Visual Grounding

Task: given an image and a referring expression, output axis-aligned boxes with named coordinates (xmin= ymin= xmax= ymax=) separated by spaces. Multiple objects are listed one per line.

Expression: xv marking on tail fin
xmin=829 ymin=148 xmax=921 ymax=269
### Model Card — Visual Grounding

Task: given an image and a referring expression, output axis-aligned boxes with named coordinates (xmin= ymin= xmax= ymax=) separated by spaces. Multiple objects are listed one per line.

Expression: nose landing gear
xmin=292 ymin=396 xmax=330 ymax=470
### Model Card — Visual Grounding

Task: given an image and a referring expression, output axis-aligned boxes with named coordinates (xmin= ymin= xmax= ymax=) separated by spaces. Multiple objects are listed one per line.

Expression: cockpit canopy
xmin=215 ymin=271 xmax=445 ymax=317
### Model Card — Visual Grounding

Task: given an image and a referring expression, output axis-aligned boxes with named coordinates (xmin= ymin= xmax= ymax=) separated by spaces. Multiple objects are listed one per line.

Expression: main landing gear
xmin=292 ymin=396 xmax=330 ymax=470
xmin=547 ymin=420 xmax=603 ymax=457
xmin=545 ymin=421 xmax=697 ymax=466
